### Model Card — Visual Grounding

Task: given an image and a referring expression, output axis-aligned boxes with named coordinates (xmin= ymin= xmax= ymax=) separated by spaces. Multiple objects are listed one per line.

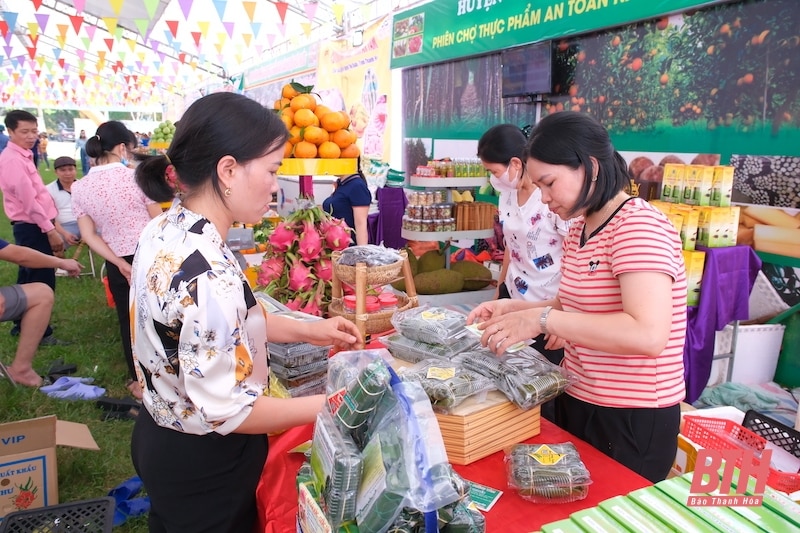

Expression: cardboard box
xmin=683 ymin=250 xmax=706 ymax=307
xmin=662 ymin=163 xmax=686 ymax=203
xmin=627 ymin=487 xmax=719 ymax=533
xmin=0 ymin=415 xmax=99 ymax=518
xmin=682 ymin=165 xmax=714 ymax=206
xmin=541 ymin=517 xmax=584 ymax=533
xmin=571 ymin=506 xmax=631 ymax=533
xmin=598 ymin=495 xmax=671 ymax=532
xmin=671 ymin=205 xmax=700 ymax=251
xmin=711 ymin=166 xmax=734 ymax=207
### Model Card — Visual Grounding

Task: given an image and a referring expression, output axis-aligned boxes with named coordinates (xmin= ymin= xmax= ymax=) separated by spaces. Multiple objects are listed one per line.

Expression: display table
xmin=255 ymin=417 xmax=651 ymax=533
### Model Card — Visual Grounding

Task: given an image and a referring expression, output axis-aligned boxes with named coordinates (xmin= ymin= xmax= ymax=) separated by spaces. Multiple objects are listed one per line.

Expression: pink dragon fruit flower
xmin=300 ymin=296 xmax=322 ymax=317
xmin=257 ymin=256 xmax=285 ymax=286
xmin=288 ymin=261 xmax=315 ymax=292
xmin=269 ymin=222 xmax=298 ymax=252
xmin=298 ymin=220 xmax=323 ymax=263
xmin=285 ymin=296 xmax=304 ymax=311
xmin=320 ymin=218 xmax=352 ymax=251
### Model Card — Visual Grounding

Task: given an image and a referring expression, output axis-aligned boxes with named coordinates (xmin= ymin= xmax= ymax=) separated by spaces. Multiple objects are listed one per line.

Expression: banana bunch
xmin=451 ymin=190 xmax=474 ymax=203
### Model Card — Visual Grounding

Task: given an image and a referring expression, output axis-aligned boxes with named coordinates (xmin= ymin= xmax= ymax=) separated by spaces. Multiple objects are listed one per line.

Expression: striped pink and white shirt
xmin=559 ymin=197 xmax=687 ymax=408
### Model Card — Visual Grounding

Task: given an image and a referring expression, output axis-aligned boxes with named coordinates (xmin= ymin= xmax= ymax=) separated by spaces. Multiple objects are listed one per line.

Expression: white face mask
xmin=489 ymin=166 xmax=520 ymax=194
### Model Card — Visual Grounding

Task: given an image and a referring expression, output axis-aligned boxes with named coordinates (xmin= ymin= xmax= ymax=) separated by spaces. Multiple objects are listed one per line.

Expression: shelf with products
xmin=400 ymin=228 xmax=494 ymax=241
xmin=408 ymin=175 xmax=488 ymax=189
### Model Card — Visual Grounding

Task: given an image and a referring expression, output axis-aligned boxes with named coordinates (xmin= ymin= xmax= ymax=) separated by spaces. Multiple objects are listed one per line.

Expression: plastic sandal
xmin=0 ymin=361 xmax=17 ymax=387
xmin=45 ymin=382 xmax=106 ymax=400
xmin=113 ymin=496 xmax=151 ymax=527
xmin=102 ymin=408 xmax=139 ymax=421
xmin=46 ymin=358 xmax=78 ymax=379
xmin=97 ymin=396 xmax=141 ymax=412
xmin=39 ymin=375 xmax=94 ymax=393
xmin=108 ymin=476 xmax=143 ymax=504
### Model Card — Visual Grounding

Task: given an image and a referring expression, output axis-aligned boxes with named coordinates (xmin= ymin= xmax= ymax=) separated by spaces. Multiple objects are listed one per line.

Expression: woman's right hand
xmin=467 ymin=299 xmax=516 ymax=325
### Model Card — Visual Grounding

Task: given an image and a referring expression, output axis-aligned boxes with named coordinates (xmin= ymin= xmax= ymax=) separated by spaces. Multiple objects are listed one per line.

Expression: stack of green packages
xmin=461 ymin=347 xmax=573 ymax=410
xmin=505 ymin=442 xmax=592 ymax=503
xmin=399 ymin=357 xmax=494 ymax=413
xmin=380 ymin=332 xmax=478 ymax=364
xmin=391 ymin=306 xmax=469 ymax=345
xmin=310 ymin=411 xmax=363 ymax=528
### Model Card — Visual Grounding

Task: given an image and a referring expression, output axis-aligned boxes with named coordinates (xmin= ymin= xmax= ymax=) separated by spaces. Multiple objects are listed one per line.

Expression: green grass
xmin=0 ymin=167 xmax=148 ymax=531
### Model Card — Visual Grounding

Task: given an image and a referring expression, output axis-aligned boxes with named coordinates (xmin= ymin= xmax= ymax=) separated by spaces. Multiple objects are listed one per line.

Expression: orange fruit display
xmin=320 ymin=111 xmax=349 ymax=133
xmin=288 ymin=125 xmax=303 ymax=145
xmin=282 ymin=83 xmax=299 ymax=99
xmin=314 ymin=105 xmax=333 ymax=120
xmin=283 ymin=141 xmax=293 ymax=158
xmin=294 ymin=141 xmax=318 ymax=159
xmin=318 ymin=141 xmax=341 ymax=159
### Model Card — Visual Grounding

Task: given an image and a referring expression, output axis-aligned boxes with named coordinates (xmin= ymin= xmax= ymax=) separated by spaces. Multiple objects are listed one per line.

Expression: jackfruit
xmin=414 ymin=269 xmax=465 ymax=295
xmin=406 ymin=247 xmax=419 ymax=276
xmin=417 ymin=249 xmax=445 ymax=273
xmin=450 ymin=260 xmax=493 ymax=290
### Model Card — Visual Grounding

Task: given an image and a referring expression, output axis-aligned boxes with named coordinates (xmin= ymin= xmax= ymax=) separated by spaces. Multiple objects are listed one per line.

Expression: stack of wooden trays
xmin=435 ymin=390 xmax=541 ymax=465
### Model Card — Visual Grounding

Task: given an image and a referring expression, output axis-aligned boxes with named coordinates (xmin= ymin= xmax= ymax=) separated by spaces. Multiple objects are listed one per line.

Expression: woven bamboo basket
xmin=332 ymin=252 xmax=405 ymax=286
xmin=328 ymin=292 xmax=415 ymax=334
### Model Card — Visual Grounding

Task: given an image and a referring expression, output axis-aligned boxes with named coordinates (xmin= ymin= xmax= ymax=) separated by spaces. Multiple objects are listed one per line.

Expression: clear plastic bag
xmin=337 ymin=244 xmax=403 ymax=266
xmin=398 ymin=358 xmax=495 ymax=413
xmin=310 ymin=410 xmax=363 ymax=527
xmin=391 ymin=305 xmax=469 ymax=345
xmin=505 ymin=442 xmax=592 ymax=503
xmin=461 ymin=346 xmax=575 ymax=410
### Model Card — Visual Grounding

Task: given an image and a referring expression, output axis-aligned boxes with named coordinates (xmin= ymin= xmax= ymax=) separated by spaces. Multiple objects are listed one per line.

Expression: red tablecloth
xmin=255 ymin=417 xmax=652 ymax=533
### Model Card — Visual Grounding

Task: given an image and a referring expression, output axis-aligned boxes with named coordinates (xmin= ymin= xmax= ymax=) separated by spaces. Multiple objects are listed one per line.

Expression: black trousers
xmin=11 ymin=222 xmax=54 ymax=337
xmin=555 ymin=393 xmax=680 ymax=483
xmin=106 ymin=257 xmax=136 ymax=380
xmin=497 ymin=282 xmax=564 ymax=421
xmin=131 ymin=407 xmax=268 ymax=533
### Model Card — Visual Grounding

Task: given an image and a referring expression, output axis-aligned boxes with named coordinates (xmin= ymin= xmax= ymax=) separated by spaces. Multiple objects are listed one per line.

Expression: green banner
xmin=390 ymin=0 xmax=728 ymax=69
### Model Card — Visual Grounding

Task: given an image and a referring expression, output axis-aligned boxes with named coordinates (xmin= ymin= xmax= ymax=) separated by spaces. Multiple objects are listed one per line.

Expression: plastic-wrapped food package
xmin=398 ymin=358 xmax=495 ymax=413
xmin=310 ymin=410 xmax=363 ymax=528
xmin=337 ymin=244 xmax=403 ymax=266
xmin=441 ymin=502 xmax=486 ymax=533
xmin=505 ymin=442 xmax=592 ymax=503
xmin=461 ymin=347 xmax=575 ymax=410
xmin=391 ymin=306 xmax=469 ymax=345
xmin=380 ymin=332 xmax=479 ymax=364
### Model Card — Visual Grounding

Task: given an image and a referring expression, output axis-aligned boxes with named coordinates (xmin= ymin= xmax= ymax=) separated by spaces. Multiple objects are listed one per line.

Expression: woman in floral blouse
xmin=131 ymin=92 xmax=364 ymax=532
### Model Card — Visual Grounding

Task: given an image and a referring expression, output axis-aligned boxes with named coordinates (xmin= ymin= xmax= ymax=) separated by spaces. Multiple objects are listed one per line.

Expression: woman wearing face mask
xmin=71 ymin=121 xmax=162 ymax=400
xmin=477 ymin=124 xmax=573 ymax=372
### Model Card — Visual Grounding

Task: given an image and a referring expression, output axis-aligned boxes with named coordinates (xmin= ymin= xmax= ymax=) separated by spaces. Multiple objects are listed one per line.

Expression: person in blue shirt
xmin=322 ymin=164 xmax=372 ymax=246
xmin=0 ymin=125 xmax=9 ymax=152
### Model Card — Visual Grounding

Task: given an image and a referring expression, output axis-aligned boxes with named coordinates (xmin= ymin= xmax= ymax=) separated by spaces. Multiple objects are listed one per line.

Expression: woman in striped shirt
xmin=468 ymin=112 xmax=686 ymax=482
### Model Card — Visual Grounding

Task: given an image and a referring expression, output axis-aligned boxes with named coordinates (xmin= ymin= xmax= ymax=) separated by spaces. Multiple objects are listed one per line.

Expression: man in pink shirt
xmin=0 ymin=110 xmax=65 ymax=343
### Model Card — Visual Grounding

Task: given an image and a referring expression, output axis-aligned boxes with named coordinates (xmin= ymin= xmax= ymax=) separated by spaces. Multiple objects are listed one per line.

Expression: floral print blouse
xmin=131 ymin=202 xmax=269 ymax=435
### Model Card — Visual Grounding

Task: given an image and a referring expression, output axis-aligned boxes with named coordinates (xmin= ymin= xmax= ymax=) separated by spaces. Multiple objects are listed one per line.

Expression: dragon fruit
xmin=257 ymin=256 xmax=284 ymax=286
xmin=298 ymin=220 xmax=323 ymax=263
xmin=256 ymin=201 xmax=357 ymax=316
xmin=320 ymin=218 xmax=352 ymax=251
xmin=288 ymin=260 xmax=315 ymax=292
xmin=268 ymin=222 xmax=298 ymax=252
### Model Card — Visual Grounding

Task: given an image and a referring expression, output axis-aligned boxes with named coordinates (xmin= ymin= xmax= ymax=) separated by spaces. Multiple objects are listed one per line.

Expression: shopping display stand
xmin=277 ymin=158 xmax=358 ymax=201
xmin=329 ymin=249 xmax=418 ymax=339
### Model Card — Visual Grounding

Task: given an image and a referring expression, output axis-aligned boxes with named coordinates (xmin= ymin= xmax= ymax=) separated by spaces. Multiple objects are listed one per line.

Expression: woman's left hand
xmin=308 ymin=316 xmax=365 ymax=351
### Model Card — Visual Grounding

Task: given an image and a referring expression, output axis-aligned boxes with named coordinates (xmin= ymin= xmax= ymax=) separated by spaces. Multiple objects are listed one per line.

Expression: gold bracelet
xmin=540 ymin=305 xmax=553 ymax=335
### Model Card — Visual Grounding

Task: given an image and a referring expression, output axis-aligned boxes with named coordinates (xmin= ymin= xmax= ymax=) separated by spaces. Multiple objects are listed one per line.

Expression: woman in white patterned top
xmin=131 ymin=92 xmax=363 ymax=532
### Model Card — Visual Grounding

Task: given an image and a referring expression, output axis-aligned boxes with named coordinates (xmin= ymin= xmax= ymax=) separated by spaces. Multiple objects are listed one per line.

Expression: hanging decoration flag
xmin=303 ymin=2 xmax=318 ymax=22
xmin=142 ymin=0 xmax=160 ymax=19
xmin=32 ymin=0 xmax=44 ymax=10
xmin=198 ymin=20 xmax=210 ymax=38
xmin=103 ymin=17 xmax=118 ymax=35
xmin=178 ymin=0 xmax=193 ymax=20
xmin=104 ymin=38 xmax=114 ymax=51
xmin=332 ymin=3 xmax=345 ymax=25
xmin=85 ymin=24 xmax=96 ymax=40
xmin=265 ymin=33 xmax=275 ymax=48
xmin=3 ymin=12 xmax=19 ymax=31
xmin=191 ymin=31 xmax=201 ymax=47
xmin=274 ymin=2 xmax=289 ymax=24
xmin=166 ymin=20 xmax=179 ymax=38
xmin=56 ymin=23 xmax=68 ymax=39
xmin=242 ymin=33 xmax=252 ymax=47
xmin=34 ymin=14 xmax=49 ymax=33
xmin=276 ymin=23 xmax=286 ymax=37
xmin=108 ymin=0 xmax=124 ymax=16
xmin=301 ymin=22 xmax=312 ymax=38
xmin=242 ymin=1 xmax=256 ymax=22
xmin=223 ymin=21 xmax=234 ymax=39
xmin=134 ymin=18 xmax=149 ymax=39
xmin=68 ymin=14 xmax=82 ymax=34
xmin=212 ymin=0 xmax=227 ymax=21
xmin=0 ymin=21 xmax=8 ymax=37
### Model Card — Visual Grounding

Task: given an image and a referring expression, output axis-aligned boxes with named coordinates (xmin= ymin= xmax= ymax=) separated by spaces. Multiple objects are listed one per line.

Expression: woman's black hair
xmin=476 ymin=124 xmax=527 ymax=164
xmin=85 ymin=121 xmax=135 ymax=159
xmin=136 ymin=92 xmax=289 ymax=204
xmin=525 ymin=112 xmax=630 ymax=217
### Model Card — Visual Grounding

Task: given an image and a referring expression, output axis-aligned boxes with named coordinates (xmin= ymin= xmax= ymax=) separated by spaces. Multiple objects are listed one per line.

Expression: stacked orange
xmin=275 ymin=82 xmax=360 ymax=160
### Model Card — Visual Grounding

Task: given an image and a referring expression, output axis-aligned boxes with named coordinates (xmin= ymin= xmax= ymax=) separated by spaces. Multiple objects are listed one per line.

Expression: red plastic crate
xmin=683 ymin=416 xmax=800 ymax=493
